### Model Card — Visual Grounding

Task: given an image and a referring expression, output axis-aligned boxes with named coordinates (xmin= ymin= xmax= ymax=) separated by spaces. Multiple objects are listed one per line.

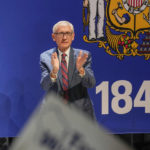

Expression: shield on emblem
xmin=127 ymin=0 xmax=144 ymax=8
xmin=123 ymin=0 xmax=148 ymax=14
xmin=107 ymin=0 xmax=150 ymax=33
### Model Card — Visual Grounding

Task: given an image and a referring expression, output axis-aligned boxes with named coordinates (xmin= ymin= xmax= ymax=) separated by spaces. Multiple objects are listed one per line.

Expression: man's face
xmin=52 ymin=25 xmax=75 ymax=52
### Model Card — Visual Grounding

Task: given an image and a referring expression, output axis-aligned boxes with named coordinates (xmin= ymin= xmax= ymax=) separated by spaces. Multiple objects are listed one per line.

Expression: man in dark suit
xmin=40 ymin=21 xmax=96 ymax=118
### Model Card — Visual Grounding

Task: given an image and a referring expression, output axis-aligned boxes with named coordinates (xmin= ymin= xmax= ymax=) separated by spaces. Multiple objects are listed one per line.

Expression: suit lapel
xmin=68 ymin=48 xmax=76 ymax=87
xmin=55 ymin=49 xmax=63 ymax=88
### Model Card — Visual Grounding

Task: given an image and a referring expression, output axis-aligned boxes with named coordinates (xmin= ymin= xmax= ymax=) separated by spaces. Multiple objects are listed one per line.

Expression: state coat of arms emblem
xmin=83 ymin=0 xmax=150 ymax=60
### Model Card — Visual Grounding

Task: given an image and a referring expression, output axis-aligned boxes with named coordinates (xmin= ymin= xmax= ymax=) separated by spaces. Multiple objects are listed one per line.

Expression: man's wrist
xmin=78 ymin=67 xmax=85 ymax=77
xmin=50 ymin=70 xmax=57 ymax=79
xmin=52 ymin=68 xmax=58 ymax=74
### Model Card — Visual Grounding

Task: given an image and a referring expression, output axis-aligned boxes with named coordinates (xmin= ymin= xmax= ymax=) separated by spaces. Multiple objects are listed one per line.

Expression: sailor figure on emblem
xmin=83 ymin=0 xmax=105 ymax=41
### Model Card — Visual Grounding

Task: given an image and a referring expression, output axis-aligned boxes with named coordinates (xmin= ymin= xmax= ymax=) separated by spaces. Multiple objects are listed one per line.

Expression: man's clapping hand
xmin=51 ymin=52 xmax=59 ymax=74
xmin=76 ymin=51 xmax=88 ymax=74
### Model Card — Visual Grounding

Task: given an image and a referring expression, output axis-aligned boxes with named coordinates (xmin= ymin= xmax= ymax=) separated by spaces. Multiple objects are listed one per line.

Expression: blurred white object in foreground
xmin=10 ymin=94 xmax=133 ymax=150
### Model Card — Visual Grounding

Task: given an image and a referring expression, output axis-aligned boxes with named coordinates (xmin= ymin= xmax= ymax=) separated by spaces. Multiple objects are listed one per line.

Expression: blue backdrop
xmin=0 ymin=0 xmax=150 ymax=137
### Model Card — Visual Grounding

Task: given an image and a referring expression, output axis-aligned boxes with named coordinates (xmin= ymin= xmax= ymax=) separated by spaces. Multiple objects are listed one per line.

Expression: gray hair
xmin=52 ymin=21 xmax=74 ymax=33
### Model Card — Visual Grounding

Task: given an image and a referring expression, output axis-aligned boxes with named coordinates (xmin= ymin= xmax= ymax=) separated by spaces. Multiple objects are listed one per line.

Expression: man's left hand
xmin=76 ymin=51 xmax=88 ymax=71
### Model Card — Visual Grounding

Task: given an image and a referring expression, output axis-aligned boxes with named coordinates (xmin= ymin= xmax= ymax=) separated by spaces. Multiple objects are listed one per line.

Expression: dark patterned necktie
xmin=61 ymin=53 xmax=69 ymax=100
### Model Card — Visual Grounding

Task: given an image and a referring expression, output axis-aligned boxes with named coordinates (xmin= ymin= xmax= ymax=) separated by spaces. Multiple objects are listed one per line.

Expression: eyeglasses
xmin=54 ymin=32 xmax=73 ymax=38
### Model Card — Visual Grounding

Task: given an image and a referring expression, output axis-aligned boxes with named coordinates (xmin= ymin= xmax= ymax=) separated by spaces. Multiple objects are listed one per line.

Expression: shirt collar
xmin=58 ymin=47 xmax=70 ymax=57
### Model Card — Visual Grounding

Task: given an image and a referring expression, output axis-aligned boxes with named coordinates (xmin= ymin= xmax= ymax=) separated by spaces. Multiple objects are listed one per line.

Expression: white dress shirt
xmin=58 ymin=47 xmax=70 ymax=69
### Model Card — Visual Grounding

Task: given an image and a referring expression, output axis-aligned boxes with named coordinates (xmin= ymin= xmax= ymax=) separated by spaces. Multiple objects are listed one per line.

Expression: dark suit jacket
xmin=40 ymin=47 xmax=96 ymax=118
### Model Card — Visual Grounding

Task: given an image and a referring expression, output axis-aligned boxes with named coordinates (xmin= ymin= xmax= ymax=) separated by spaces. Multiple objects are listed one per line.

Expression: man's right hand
xmin=51 ymin=52 xmax=59 ymax=74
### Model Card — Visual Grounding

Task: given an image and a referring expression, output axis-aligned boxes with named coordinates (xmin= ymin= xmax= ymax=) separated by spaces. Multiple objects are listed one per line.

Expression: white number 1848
xmin=96 ymin=80 xmax=150 ymax=114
